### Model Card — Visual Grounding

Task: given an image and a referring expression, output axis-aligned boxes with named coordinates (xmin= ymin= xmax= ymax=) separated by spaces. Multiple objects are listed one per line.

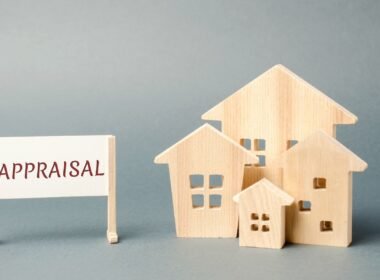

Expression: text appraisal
xmin=0 ymin=160 xmax=105 ymax=180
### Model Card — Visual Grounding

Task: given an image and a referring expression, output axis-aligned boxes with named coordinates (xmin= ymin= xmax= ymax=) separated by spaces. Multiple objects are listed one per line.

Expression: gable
xmin=154 ymin=124 xmax=257 ymax=166
xmin=277 ymin=130 xmax=367 ymax=172
xmin=202 ymin=65 xmax=357 ymax=129
xmin=234 ymin=178 xmax=294 ymax=206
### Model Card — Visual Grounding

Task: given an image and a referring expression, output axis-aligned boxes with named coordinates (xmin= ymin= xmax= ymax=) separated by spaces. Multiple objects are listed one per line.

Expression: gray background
xmin=0 ymin=0 xmax=379 ymax=279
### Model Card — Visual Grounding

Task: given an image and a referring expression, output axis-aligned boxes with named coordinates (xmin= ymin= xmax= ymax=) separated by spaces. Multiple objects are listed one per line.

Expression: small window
xmin=261 ymin=214 xmax=270 ymax=221
xmin=314 ymin=178 xmax=326 ymax=189
xmin=209 ymin=195 xmax=222 ymax=208
xmin=190 ymin=175 xmax=204 ymax=189
xmin=251 ymin=213 xmax=259 ymax=220
xmin=209 ymin=175 xmax=223 ymax=189
xmin=287 ymin=140 xmax=298 ymax=149
xmin=192 ymin=195 xmax=204 ymax=208
xmin=320 ymin=221 xmax=333 ymax=232
xmin=251 ymin=224 xmax=259 ymax=231
xmin=299 ymin=200 xmax=311 ymax=211
xmin=255 ymin=155 xmax=266 ymax=167
xmin=262 ymin=225 xmax=270 ymax=232
xmin=240 ymin=138 xmax=251 ymax=150
xmin=254 ymin=139 xmax=266 ymax=151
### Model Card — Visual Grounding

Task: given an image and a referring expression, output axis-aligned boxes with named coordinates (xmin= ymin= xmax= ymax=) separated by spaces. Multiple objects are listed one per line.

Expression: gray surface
xmin=0 ymin=0 xmax=379 ymax=279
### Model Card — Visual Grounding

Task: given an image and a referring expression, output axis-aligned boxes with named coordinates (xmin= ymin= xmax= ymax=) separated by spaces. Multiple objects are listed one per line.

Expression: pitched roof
xmin=202 ymin=64 xmax=357 ymax=124
xmin=233 ymin=178 xmax=294 ymax=206
xmin=276 ymin=130 xmax=367 ymax=172
xmin=154 ymin=123 xmax=258 ymax=164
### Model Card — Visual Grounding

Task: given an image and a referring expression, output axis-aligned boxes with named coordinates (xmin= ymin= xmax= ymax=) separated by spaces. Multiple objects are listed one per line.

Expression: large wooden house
xmin=202 ymin=65 xmax=357 ymax=189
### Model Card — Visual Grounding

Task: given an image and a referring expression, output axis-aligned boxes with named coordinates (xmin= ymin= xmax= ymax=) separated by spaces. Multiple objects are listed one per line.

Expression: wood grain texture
xmin=107 ymin=136 xmax=118 ymax=244
xmin=202 ymin=64 xmax=357 ymax=189
xmin=233 ymin=178 xmax=294 ymax=249
xmin=274 ymin=130 xmax=367 ymax=247
xmin=155 ymin=124 xmax=257 ymax=238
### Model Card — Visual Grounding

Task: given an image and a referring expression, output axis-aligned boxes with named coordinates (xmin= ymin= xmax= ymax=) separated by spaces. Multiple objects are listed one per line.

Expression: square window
xmin=251 ymin=213 xmax=259 ymax=220
xmin=261 ymin=214 xmax=270 ymax=221
xmin=251 ymin=224 xmax=259 ymax=231
xmin=209 ymin=194 xmax=222 ymax=208
xmin=209 ymin=175 xmax=223 ymax=189
xmin=262 ymin=225 xmax=270 ymax=232
xmin=240 ymin=138 xmax=251 ymax=150
xmin=320 ymin=221 xmax=333 ymax=232
xmin=190 ymin=175 xmax=204 ymax=189
xmin=192 ymin=195 xmax=204 ymax=208
xmin=299 ymin=200 xmax=311 ymax=211
xmin=287 ymin=140 xmax=298 ymax=149
xmin=313 ymin=178 xmax=326 ymax=189
xmin=255 ymin=155 xmax=266 ymax=167
xmin=254 ymin=139 xmax=266 ymax=151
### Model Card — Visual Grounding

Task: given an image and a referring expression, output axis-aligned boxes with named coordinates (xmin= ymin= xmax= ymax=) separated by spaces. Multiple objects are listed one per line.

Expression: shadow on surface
xmin=0 ymin=226 xmax=107 ymax=245
xmin=0 ymin=221 xmax=174 ymax=245
xmin=352 ymin=210 xmax=380 ymax=246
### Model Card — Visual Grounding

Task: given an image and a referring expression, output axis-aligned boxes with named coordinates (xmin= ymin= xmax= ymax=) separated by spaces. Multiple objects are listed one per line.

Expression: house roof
xmin=275 ymin=130 xmax=368 ymax=172
xmin=154 ymin=123 xmax=258 ymax=164
xmin=202 ymin=64 xmax=357 ymax=124
xmin=233 ymin=178 xmax=294 ymax=206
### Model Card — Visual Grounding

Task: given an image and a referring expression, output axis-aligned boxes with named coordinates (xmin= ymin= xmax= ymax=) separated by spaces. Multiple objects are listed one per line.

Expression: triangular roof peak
xmin=233 ymin=178 xmax=294 ymax=206
xmin=154 ymin=123 xmax=258 ymax=164
xmin=202 ymin=64 xmax=357 ymax=124
xmin=277 ymin=130 xmax=367 ymax=172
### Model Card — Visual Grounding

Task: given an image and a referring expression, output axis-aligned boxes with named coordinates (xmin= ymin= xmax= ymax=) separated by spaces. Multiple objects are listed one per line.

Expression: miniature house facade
xmin=233 ymin=178 xmax=294 ymax=249
xmin=155 ymin=124 xmax=257 ymax=238
xmin=202 ymin=64 xmax=358 ymax=189
xmin=276 ymin=131 xmax=367 ymax=247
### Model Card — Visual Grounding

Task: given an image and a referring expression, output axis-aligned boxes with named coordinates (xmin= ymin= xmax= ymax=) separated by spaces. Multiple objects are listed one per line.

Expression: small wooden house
xmin=233 ymin=178 xmax=294 ymax=249
xmin=275 ymin=130 xmax=367 ymax=247
xmin=154 ymin=124 xmax=257 ymax=238
xmin=202 ymin=64 xmax=357 ymax=189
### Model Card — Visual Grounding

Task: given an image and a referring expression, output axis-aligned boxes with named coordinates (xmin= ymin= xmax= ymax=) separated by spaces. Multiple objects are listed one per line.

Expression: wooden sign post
xmin=0 ymin=135 xmax=118 ymax=244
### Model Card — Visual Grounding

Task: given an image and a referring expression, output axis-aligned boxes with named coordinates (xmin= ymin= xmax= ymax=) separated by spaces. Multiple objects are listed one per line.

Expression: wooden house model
xmin=154 ymin=64 xmax=367 ymax=247
xmin=275 ymin=130 xmax=367 ymax=247
xmin=233 ymin=178 xmax=294 ymax=249
xmin=202 ymin=64 xmax=357 ymax=189
xmin=154 ymin=124 xmax=257 ymax=238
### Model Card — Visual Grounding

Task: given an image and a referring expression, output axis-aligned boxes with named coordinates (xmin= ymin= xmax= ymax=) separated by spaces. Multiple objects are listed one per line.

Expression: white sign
xmin=0 ymin=135 xmax=118 ymax=243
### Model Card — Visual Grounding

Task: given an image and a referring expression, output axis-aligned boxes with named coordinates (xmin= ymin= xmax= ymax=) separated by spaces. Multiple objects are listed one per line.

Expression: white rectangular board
xmin=0 ymin=135 xmax=113 ymax=199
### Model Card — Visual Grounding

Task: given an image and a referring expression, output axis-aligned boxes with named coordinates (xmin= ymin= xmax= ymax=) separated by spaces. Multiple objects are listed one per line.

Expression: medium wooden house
xmin=275 ymin=130 xmax=367 ymax=247
xmin=154 ymin=124 xmax=257 ymax=238
xmin=202 ymin=65 xmax=357 ymax=189
xmin=233 ymin=178 xmax=294 ymax=249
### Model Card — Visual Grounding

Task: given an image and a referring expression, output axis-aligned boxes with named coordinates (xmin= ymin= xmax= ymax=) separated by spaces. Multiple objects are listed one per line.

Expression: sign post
xmin=107 ymin=136 xmax=118 ymax=243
